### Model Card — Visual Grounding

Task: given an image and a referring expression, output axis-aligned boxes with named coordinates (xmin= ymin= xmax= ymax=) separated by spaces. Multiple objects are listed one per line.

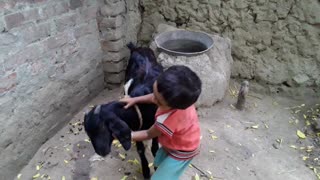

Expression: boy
xmin=121 ymin=65 xmax=202 ymax=180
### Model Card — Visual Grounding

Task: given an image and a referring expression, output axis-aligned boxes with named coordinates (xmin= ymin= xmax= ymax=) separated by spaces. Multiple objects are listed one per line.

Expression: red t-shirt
xmin=154 ymin=105 xmax=201 ymax=160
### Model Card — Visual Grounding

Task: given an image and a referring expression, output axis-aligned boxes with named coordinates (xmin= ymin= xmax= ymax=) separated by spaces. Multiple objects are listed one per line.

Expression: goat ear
xmin=108 ymin=117 xmax=132 ymax=151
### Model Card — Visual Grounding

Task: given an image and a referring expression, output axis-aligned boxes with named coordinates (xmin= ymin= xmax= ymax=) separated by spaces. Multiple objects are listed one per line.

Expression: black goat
xmin=84 ymin=43 xmax=163 ymax=179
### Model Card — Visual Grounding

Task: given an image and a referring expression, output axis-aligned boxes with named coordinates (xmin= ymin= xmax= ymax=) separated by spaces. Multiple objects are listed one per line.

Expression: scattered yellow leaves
xmin=91 ymin=178 xmax=98 ymax=180
xmin=211 ymin=135 xmax=218 ymax=140
xmin=127 ymin=158 xmax=140 ymax=165
xmin=64 ymin=160 xmax=69 ymax=164
xmin=229 ymin=88 xmax=237 ymax=97
xmin=120 ymin=176 xmax=128 ymax=180
xmin=119 ymin=153 xmax=126 ymax=160
xmin=36 ymin=165 xmax=41 ymax=171
xmin=62 ymin=176 xmax=66 ymax=180
xmin=84 ymin=138 xmax=91 ymax=143
xmin=209 ymin=150 xmax=215 ymax=153
xmin=302 ymin=156 xmax=309 ymax=161
xmin=189 ymin=164 xmax=193 ymax=168
xmin=193 ymin=173 xmax=200 ymax=180
xmin=148 ymin=163 xmax=153 ymax=168
xmin=17 ymin=174 xmax=22 ymax=179
xmin=306 ymin=120 xmax=311 ymax=126
xmin=289 ymin=145 xmax=297 ymax=149
xmin=208 ymin=129 xmax=214 ymax=134
xmin=251 ymin=125 xmax=259 ymax=129
xmin=297 ymin=130 xmax=306 ymax=139
xmin=136 ymin=167 xmax=142 ymax=174
xmin=206 ymin=170 xmax=212 ymax=175
xmin=263 ymin=123 xmax=269 ymax=129
xmin=33 ymin=173 xmax=40 ymax=179
xmin=112 ymin=140 xmax=119 ymax=145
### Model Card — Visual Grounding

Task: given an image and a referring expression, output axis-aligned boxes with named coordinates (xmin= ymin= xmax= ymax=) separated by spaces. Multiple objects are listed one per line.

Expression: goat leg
xmin=136 ymin=141 xmax=151 ymax=179
xmin=151 ymin=137 xmax=159 ymax=171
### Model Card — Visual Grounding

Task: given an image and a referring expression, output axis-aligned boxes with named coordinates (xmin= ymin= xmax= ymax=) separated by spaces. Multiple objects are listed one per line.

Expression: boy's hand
xmin=119 ymin=97 xmax=136 ymax=109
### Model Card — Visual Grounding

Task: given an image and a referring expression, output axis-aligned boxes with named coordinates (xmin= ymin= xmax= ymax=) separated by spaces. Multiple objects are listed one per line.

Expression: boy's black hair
xmin=157 ymin=65 xmax=202 ymax=109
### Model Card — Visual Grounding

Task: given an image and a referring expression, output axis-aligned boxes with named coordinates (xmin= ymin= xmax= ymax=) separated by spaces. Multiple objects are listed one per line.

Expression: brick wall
xmin=0 ymin=0 xmax=104 ymax=178
xmin=98 ymin=0 xmax=141 ymax=88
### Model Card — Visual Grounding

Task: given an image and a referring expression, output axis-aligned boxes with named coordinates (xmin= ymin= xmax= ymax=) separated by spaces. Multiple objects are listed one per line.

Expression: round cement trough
xmin=155 ymin=30 xmax=214 ymax=56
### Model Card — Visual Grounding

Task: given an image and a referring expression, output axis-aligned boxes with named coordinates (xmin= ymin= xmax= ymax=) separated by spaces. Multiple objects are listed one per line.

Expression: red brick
xmin=43 ymin=33 xmax=68 ymax=49
xmin=22 ymin=8 xmax=41 ymax=22
xmin=79 ymin=5 xmax=98 ymax=22
xmin=0 ymin=72 xmax=17 ymax=94
xmin=4 ymin=43 xmax=43 ymax=70
xmin=15 ymin=22 xmax=51 ymax=45
xmin=54 ymin=13 xmax=77 ymax=32
xmin=73 ymin=21 xmax=96 ymax=39
xmin=4 ymin=12 xmax=25 ymax=30
xmin=41 ymin=1 xmax=69 ymax=19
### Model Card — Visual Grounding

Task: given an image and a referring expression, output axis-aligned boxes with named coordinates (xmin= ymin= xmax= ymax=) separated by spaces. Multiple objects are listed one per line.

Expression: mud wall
xmin=138 ymin=0 xmax=320 ymax=87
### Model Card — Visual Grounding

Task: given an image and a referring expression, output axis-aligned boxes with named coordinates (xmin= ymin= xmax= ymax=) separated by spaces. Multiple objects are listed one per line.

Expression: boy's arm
xmin=120 ymin=93 xmax=155 ymax=109
xmin=131 ymin=125 xmax=161 ymax=141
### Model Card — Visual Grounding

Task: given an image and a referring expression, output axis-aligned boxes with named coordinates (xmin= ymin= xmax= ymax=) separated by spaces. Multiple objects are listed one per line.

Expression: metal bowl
xmin=155 ymin=30 xmax=214 ymax=56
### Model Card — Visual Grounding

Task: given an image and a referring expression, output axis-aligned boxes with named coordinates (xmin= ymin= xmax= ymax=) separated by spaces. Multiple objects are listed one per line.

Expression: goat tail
xmin=127 ymin=42 xmax=136 ymax=51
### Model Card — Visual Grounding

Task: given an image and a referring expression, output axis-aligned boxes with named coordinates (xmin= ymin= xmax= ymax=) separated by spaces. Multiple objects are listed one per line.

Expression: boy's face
xmin=153 ymin=81 xmax=171 ymax=110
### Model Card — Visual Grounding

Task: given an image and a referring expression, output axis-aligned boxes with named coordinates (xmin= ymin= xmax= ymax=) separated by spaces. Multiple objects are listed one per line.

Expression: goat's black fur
xmin=84 ymin=43 xmax=163 ymax=179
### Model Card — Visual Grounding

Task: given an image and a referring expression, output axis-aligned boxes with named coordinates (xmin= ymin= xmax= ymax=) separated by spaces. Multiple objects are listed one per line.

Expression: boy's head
xmin=153 ymin=65 xmax=202 ymax=109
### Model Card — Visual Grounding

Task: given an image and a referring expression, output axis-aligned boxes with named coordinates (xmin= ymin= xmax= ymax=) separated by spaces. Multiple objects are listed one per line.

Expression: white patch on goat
xmin=124 ymin=78 xmax=133 ymax=96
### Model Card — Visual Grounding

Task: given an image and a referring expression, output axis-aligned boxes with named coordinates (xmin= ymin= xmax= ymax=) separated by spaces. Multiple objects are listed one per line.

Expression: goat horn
xmin=94 ymin=105 xmax=101 ymax=114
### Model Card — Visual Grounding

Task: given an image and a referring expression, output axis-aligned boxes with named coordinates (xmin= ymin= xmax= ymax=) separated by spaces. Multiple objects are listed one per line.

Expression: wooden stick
xmin=190 ymin=163 xmax=224 ymax=179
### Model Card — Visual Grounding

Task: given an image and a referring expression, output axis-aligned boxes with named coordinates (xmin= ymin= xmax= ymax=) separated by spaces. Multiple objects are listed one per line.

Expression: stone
xmin=160 ymin=6 xmax=177 ymax=21
xmin=151 ymin=25 xmax=233 ymax=107
xmin=293 ymin=74 xmax=310 ymax=85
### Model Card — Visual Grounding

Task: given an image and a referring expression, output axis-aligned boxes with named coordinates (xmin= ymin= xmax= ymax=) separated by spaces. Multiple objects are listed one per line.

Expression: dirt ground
xmin=16 ymin=81 xmax=319 ymax=180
